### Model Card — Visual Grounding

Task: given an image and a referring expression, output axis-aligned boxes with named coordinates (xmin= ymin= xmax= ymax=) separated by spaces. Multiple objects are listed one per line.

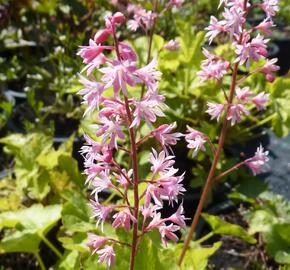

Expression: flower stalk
xmin=77 ymin=11 xmax=186 ymax=269
xmin=179 ymin=0 xmax=277 ymax=265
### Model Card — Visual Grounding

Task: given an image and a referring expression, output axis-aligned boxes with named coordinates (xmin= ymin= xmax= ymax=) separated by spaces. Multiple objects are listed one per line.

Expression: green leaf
xmin=58 ymin=154 xmax=84 ymax=187
xmin=58 ymin=250 xmax=80 ymax=270
xmin=61 ymin=190 xmax=95 ymax=232
xmin=247 ymin=209 xmax=277 ymax=235
xmin=202 ymin=213 xmax=256 ymax=244
xmin=82 ymin=254 xmax=107 ymax=270
xmin=135 ymin=234 xmax=159 ymax=270
xmin=275 ymin=250 xmax=290 ymax=265
xmin=0 ymin=230 xmax=40 ymax=254
xmin=275 ymin=224 xmax=290 ymax=244
xmin=182 ymin=241 xmax=222 ymax=270
xmin=58 ymin=233 xmax=89 ymax=253
xmin=0 ymin=204 xmax=62 ymax=233
xmin=0 ymin=204 xmax=61 ymax=254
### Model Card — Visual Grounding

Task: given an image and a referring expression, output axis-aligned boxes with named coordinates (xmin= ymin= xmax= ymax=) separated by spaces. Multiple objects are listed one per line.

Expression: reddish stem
xmin=140 ymin=0 xmax=159 ymax=98
xmin=178 ymin=0 xmax=248 ymax=265
xmin=124 ymin=96 xmax=140 ymax=270
xmin=214 ymin=159 xmax=249 ymax=182
xmin=112 ymin=22 xmax=140 ymax=270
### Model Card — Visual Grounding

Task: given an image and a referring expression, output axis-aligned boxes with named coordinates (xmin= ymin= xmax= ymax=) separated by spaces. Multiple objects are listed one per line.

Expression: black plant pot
xmin=0 ymin=169 xmax=9 ymax=180
xmin=274 ymin=37 xmax=290 ymax=75
xmin=4 ymin=89 xmax=26 ymax=106
xmin=53 ymin=136 xmax=84 ymax=170
xmin=272 ymin=24 xmax=290 ymax=75
xmin=7 ymin=102 xmax=35 ymax=133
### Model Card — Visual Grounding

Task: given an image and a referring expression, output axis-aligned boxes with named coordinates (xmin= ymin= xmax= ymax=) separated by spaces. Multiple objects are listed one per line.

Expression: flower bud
xmin=113 ymin=12 xmax=126 ymax=24
xmin=94 ymin=29 xmax=111 ymax=43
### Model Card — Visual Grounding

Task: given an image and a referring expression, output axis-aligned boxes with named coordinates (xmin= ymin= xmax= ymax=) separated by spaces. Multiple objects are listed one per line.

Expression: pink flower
xmin=99 ymin=99 xmax=126 ymax=119
xmin=169 ymin=0 xmax=184 ymax=8
xmin=112 ymin=208 xmax=137 ymax=231
xmin=252 ymin=92 xmax=269 ymax=111
xmin=105 ymin=12 xmax=126 ymax=31
xmin=94 ymin=29 xmax=111 ymax=44
xmin=91 ymin=170 xmax=114 ymax=199
xmin=145 ymin=184 xmax=163 ymax=207
xmin=78 ymin=75 xmax=105 ymax=115
xmin=112 ymin=12 xmax=126 ymax=24
xmin=141 ymin=204 xmax=161 ymax=221
xmin=77 ymin=39 xmax=112 ymax=64
xmin=236 ymin=86 xmax=253 ymax=103
xmin=246 ymin=145 xmax=269 ymax=175
xmin=89 ymin=201 xmax=114 ymax=229
xmin=222 ymin=7 xmax=245 ymax=37
xmin=227 ymin=104 xmax=250 ymax=125
xmin=97 ymin=245 xmax=116 ymax=268
xmin=235 ymin=34 xmax=269 ymax=64
xmin=255 ymin=18 xmax=274 ymax=35
xmin=205 ymin=16 xmax=226 ymax=44
xmin=198 ymin=49 xmax=230 ymax=81
xmin=146 ymin=212 xmax=164 ymax=231
xmin=261 ymin=0 xmax=279 ymax=18
xmin=100 ymin=60 xmax=139 ymax=96
xmin=135 ymin=58 xmax=162 ymax=91
xmin=87 ymin=233 xmax=108 ymax=253
xmin=158 ymin=168 xmax=185 ymax=205
xmin=159 ymin=224 xmax=180 ymax=246
xmin=149 ymin=149 xmax=175 ymax=174
xmin=164 ymin=40 xmax=180 ymax=51
xmin=128 ymin=8 xmax=157 ymax=31
xmin=127 ymin=19 xmax=139 ymax=31
xmin=206 ymin=102 xmax=225 ymax=121
xmin=185 ymin=126 xmax=207 ymax=155
xmin=167 ymin=204 xmax=186 ymax=228
xmin=151 ymin=122 xmax=183 ymax=149
xmin=81 ymin=134 xmax=103 ymax=160
xmin=131 ymin=92 xmax=166 ymax=128
xmin=220 ymin=0 xmax=250 ymax=9
xmin=81 ymin=53 xmax=107 ymax=76
xmin=118 ymin=42 xmax=138 ymax=63
xmin=260 ymin=58 xmax=280 ymax=82
xmin=114 ymin=169 xmax=132 ymax=189
xmin=96 ymin=116 xmax=125 ymax=149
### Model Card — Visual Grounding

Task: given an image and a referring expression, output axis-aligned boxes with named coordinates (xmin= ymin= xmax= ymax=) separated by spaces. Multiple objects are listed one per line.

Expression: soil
xmin=207 ymin=206 xmax=279 ymax=270
xmin=263 ymin=131 xmax=290 ymax=200
xmin=0 ymin=224 xmax=61 ymax=270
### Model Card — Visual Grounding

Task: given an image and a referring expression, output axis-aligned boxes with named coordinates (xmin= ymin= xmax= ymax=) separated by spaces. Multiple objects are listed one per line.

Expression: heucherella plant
xmin=77 ymin=12 xmax=185 ymax=269
xmin=178 ymin=0 xmax=279 ymax=265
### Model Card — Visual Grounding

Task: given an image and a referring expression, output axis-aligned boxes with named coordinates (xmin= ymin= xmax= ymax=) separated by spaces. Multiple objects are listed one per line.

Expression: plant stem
xmin=195 ymin=231 xmax=214 ymax=245
xmin=124 ymin=96 xmax=140 ymax=270
xmin=141 ymin=0 xmax=159 ymax=98
xmin=112 ymin=21 xmax=140 ymax=270
xmin=214 ymin=159 xmax=248 ymax=182
xmin=40 ymin=235 xmax=62 ymax=259
xmin=35 ymin=252 xmax=46 ymax=270
xmin=147 ymin=0 xmax=158 ymax=64
xmin=178 ymin=1 xmax=248 ymax=265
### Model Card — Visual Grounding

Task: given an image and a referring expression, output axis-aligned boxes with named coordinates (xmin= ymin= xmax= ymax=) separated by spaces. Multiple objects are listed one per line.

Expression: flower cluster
xmin=186 ymin=0 xmax=276 ymax=174
xmin=179 ymin=0 xmax=276 ymax=264
xmin=78 ymin=13 xmax=186 ymax=268
xmin=127 ymin=4 xmax=157 ymax=32
xmin=246 ymin=145 xmax=269 ymax=175
xmin=198 ymin=0 xmax=280 ymax=126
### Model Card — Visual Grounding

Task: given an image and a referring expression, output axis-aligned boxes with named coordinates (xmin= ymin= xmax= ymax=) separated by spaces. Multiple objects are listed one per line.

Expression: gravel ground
xmin=264 ymin=132 xmax=290 ymax=199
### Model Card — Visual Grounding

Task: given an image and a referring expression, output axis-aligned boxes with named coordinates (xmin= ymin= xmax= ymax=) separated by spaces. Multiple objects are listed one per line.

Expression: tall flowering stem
xmin=78 ymin=12 xmax=186 ymax=269
xmin=179 ymin=0 xmax=278 ymax=265
xmin=111 ymin=23 xmax=140 ymax=270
